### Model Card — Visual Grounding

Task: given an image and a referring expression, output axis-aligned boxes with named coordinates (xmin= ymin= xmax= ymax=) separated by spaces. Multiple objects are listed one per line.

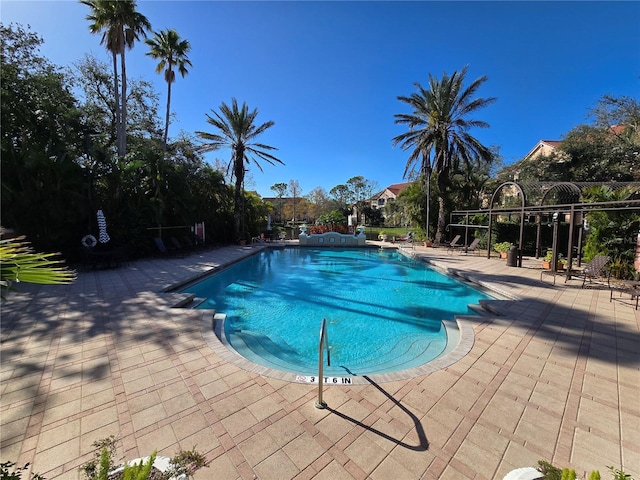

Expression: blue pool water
xmin=181 ymin=248 xmax=489 ymax=376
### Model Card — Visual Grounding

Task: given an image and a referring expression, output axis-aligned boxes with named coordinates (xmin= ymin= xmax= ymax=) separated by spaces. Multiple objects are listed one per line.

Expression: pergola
xmin=449 ymin=181 xmax=640 ymax=270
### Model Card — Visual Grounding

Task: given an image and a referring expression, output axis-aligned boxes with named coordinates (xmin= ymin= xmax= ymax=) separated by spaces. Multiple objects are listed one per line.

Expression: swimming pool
xmin=182 ymin=247 xmax=489 ymax=378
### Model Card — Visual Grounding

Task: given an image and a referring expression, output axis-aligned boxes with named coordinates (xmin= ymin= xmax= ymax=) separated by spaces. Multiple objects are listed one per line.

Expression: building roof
xmin=371 ymin=182 xmax=412 ymax=199
xmin=609 ymin=124 xmax=626 ymax=135
xmin=523 ymin=140 xmax=562 ymax=160
xmin=386 ymin=182 xmax=412 ymax=195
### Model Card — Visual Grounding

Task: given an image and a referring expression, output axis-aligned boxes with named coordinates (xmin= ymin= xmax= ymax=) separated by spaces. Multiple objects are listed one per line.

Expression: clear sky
xmin=2 ymin=1 xmax=639 ymax=198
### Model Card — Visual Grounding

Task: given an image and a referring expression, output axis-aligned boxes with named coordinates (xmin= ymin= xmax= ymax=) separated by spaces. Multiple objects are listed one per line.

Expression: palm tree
xmin=393 ymin=66 xmax=496 ymax=243
xmin=81 ymin=0 xmax=151 ymax=158
xmin=196 ymin=99 xmax=283 ymax=240
xmin=145 ymin=29 xmax=192 ymax=152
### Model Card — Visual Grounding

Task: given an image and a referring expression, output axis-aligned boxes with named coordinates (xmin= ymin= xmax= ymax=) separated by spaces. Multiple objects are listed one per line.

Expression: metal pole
xmin=425 ymin=164 xmax=431 ymax=240
xmin=315 ymin=318 xmax=329 ymax=409
xmin=566 ymin=206 xmax=576 ymax=280
xmin=551 ymin=212 xmax=559 ymax=273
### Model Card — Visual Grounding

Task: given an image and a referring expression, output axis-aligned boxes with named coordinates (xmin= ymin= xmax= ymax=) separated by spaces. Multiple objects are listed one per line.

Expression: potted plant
xmin=542 ymin=249 xmax=565 ymax=270
xmin=378 ymin=230 xmax=388 ymax=242
xmin=412 ymin=230 xmax=432 ymax=247
xmin=494 ymin=242 xmax=512 ymax=259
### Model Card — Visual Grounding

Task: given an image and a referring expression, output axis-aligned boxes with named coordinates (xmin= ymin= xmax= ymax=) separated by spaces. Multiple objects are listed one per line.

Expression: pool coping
xmin=201 ymin=311 xmax=478 ymax=385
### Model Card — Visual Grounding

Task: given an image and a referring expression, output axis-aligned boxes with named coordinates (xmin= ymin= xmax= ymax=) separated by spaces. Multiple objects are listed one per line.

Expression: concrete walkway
xmin=1 ymin=243 xmax=638 ymax=480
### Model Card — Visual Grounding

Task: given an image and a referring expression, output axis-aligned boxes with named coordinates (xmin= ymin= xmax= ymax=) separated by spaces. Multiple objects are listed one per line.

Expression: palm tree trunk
xmin=234 ymin=173 xmax=243 ymax=239
xmin=436 ymin=195 xmax=446 ymax=244
xmin=120 ymin=47 xmax=127 ymax=157
xmin=163 ymin=76 xmax=172 ymax=152
xmin=233 ymin=149 xmax=245 ymax=239
xmin=435 ymin=173 xmax=448 ymax=244
xmin=111 ymin=51 xmax=122 ymax=158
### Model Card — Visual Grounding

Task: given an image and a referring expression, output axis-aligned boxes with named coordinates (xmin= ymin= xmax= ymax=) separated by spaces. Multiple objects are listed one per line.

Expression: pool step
xmin=228 ymin=328 xmax=447 ymax=376
xmin=478 ymin=300 xmax=504 ymax=316
xmin=231 ymin=331 xmax=314 ymax=371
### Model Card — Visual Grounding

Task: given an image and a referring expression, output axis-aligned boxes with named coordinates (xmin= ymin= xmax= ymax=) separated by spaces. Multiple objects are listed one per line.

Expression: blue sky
xmin=2 ymin=1 xmax=639 ymax=197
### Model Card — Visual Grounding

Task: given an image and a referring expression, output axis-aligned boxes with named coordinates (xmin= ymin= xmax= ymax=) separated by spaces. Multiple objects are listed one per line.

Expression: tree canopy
xmin=394 ymin=66 xmax=496 ymax=242
xmin=196 ymin=98 xmax=283 ymax=239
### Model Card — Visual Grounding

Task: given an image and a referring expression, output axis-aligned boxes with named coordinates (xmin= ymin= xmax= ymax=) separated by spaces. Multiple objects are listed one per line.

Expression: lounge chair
xmin=252 ymin=234 xmax=267 ymax=244
xmin=170 ymin=236 xmax=185 ymax=250
xmin=398 ymin=232 xmax=415 ymax=249
xmin=461 ymin=237 xmax=481 ymax=255
xmin=181 ymin=235 xmax=196 ymax=249
xmin=609 ymin=281 xmax=639 ymax=310
xmin=446 ymin=234 xmax=463 ymax=253
xmin=153 ymin=237 xmax=183 ymax=257
xmin=183 ymin=233 xmax=205 ymax=249
xmin=570 ymin=255 xmax=610 ymax=288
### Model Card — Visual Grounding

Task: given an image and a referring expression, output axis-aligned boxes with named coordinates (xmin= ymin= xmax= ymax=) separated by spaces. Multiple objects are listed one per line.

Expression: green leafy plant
xmin=538 ymin=460 xmax=562 ymax=480
xmin=120 ymin=452 xmax=156 ymax=480
xmin=0 ymin=461 xmax=45 ymax=480
xmin=543 ymin=249 xmax=565 ymax=263
xmin=80 ymin=436 xmax=118 ymax=480
xmin=537 ymin=459 xmax=634 ymax=480
xmin=79 ymin=437 xmax=207 ymax=480
xmin=0 ymin=232 xmax=75 ymax=297
xmin=412 ymin=230 xmax=427 ymax=242
xmin=494 ymin=241 xmax=512 ymax=253
xmin=165 ymin=447 xmax=209 ymax=479
xmin=560 ymin=468 xmax=577 ymax=480
xmin=607 ymin=466 xmax=632 ymax=480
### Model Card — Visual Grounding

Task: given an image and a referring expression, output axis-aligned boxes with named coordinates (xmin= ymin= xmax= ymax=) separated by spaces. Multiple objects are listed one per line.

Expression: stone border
xmin=201 ymin=311 xmax=475 ymax=385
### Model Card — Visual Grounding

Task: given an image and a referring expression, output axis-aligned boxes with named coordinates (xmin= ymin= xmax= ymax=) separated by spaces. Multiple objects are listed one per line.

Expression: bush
xmin=536 ymin=460 xmax=634 ymax=480
xmin=494 ymin=241 xmax=512 ymax=253
xmin=80 ymin=436 xmax=208 ymax=480
xmin=0 ymin=462 xmax=45 ymax=480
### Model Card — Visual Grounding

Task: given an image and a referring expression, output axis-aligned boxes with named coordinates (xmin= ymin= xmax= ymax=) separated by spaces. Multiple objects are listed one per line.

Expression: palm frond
xmin=0 ymin=235 xmax=76 ymax=295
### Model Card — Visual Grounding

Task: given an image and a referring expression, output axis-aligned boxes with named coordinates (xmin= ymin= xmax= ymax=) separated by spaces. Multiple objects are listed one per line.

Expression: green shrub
xmin=165 ymin=447 xmax=209 ymax=478
xmin=79 ymin=436 xmax=118 ymax=480
xmin=537 ymin=459 xmax=634 ymax=480
xmin=0 ymin=462 xmax=45 ymax=480
xmin=607 ymin=466 xmax=633 ymax=480
xmin=120 ymin=452 xmax=156 ymax=480
xmin=79 ymin=436 xmax=208 ymax=480
xmin=494 ymin=241 xmax=512 ymax=253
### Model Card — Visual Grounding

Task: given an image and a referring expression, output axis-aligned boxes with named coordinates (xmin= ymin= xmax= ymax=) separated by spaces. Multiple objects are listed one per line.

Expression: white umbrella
xmin=267 ymin=214 xmax=272 ymax=231
xmin=97 ymin=209 xmax=111 ymax=244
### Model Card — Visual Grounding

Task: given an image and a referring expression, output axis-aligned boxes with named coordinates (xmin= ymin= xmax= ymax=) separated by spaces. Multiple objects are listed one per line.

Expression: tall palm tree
xmin=196 ymin=99 xmax=283 ymax=240
xmin=145 ymin=29 xmax=192 ymax=152
xmin=393 ymin=66 xmax=496 ymax=243
xmin=81 ymin=0 xmax=151 ymax=158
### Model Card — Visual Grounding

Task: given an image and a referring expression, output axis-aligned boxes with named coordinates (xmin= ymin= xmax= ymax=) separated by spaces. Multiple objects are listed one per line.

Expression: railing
xmin=315 ymin=318 xmax=331 ymax=409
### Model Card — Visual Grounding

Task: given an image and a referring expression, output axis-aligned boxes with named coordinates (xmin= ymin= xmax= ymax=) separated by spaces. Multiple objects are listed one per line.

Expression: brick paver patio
xmin=1 ymin=243 xmax=638 ymax=479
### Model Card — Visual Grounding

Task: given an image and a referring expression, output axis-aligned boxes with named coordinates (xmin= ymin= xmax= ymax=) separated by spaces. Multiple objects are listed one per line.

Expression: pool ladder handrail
xmin=315 ymin=318 xmax=331 ymax=409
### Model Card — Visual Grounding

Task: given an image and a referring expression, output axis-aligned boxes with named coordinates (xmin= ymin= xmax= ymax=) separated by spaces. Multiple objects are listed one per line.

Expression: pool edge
xmin=201 ymin=311 xmax=476 ymax=385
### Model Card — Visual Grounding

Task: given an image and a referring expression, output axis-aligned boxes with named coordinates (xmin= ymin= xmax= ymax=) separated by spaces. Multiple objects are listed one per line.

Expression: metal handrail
xmin=315 ymin=318 xmax=330 ymax=409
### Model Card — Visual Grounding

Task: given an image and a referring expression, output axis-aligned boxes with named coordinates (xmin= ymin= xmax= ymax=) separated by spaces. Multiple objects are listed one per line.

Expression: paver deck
xmin=1 ymin=242 xmax=638 ymax=480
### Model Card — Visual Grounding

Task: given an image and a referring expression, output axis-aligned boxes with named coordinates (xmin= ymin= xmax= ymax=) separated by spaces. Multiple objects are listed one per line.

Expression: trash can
xmin=507 ymin=245 xmax=518 ymax=267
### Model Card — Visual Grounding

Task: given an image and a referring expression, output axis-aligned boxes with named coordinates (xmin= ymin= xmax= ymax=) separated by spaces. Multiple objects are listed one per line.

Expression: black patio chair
xmin=570 ymin=255 xmax=611 ymax=288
